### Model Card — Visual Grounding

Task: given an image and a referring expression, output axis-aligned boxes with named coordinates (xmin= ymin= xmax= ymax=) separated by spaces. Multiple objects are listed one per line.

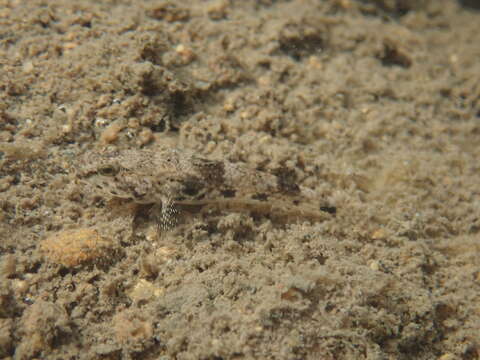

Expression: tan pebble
xmin=127 ymin=279 xmax=164 ymax=303
xmin=438 ymin=354 xmax=456 ymax=360
xmin=211 ymin=338 xmax=221 ymax=347
xmin=330 ymin=0 xmax=351 ymax=9
xmin=64 ymin=32 xmax=76 ymax=41
xmin=138 ymin=127 xmax=153 ymax=145
xmin=148 ymin=4 xmax=190 ymax=22
xmin=0 ymin=254 xmax=16 ymax=277
xmin=96 ymin=94 xmax=111 ymax=108
xmin=369 ymin=260 xmax=380 ymax=271
xmin=12 ymin=279 xmax=29 ymax=295
xmin=175 ymin=44 xmax=186 ymax=53
xmin=113 ymin=309 xmax=153 ymax=344
xmin=63 ymin=42 xmax=78 ymax=50
xmin=442 ymin=176 xmax=453 ymax=186
xmin=155 ymin=246 xmax=176 ymax=261
xmin=22 ymin=61 xmax=34 ymax=73
xmin=257 ymin=75 xmax=270 ymax=87
xmin=0 ymin=9 xmax=11 ymax=18
xmin=100 ymin=121 xmax=124 ymax=144
xmin=207 ymin=0 xmax=228 ymax=20
xmin=308 ymin=55 xmax=322 ymax=69
xmin=127 ymin=117 xmax=140 ymax=129
xmin=223 ymin=98 xmax=236 ymax=112
xmin=145 ymin=225 xmax=158 ymax=242
xmin=20 ymin=300 xmax=69 ymax=351
xmin=371 ymin=228 xmax=387 ymax=240
xmin=205 ymin=141 xmax=216 ymax=153
xmin=175 ymin=44 xmax=196 ymax=63
xmin=0 ymin=130 xmax=13 ymax=142
xmin=0 ymin=169 xmax=13 ymax=188
xmin=94 ymin=117 xmax=108 ymax=127
xmin=360 ymin=106 xmax=371 ymax=114
xmin=259 ymin=135 xmax=271 ymax=144
xmin=19 ymin=198 xmax=37 ymax=210
xmin=240 ymin=111 xmax=250 ymax=120
xmin=40 ymin=228 xmax=111 ymax=267
xmin=281 ymin=287 xmax=303 ymax=302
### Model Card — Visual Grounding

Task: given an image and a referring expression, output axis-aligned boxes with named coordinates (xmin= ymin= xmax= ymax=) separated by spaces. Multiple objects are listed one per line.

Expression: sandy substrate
xmin=0 ymin=1 xmax=479 ymax=359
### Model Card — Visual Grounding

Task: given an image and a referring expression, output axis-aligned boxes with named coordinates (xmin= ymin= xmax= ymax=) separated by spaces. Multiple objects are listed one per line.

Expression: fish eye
xmin=99 ymin=166 xmax=116 ymax=176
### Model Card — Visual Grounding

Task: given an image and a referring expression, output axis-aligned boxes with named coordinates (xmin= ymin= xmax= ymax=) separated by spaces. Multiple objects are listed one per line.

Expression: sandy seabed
xmin=0 ymin=1 xmax=479 ymax=359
